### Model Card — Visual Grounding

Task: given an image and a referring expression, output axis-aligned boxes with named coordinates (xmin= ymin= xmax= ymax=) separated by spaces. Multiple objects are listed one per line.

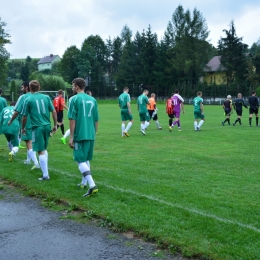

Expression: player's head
xmin=0 ymin=88 xmax=2 ymax=96
xmin=252 ymin=90 xmax=256 ymax=96
xmin=227 ymin=95 xmax=231 ymax=99
xmin=123 ymin=86 xmax=129 ymax=93
xmin=10 ymin=101 xmax=16 ymax=106
xmin=151 ymin=93 xmax=155 ymax=98
xmin=22 ymin=81 xmax=30 ymax=94
xmin=58 ymin=89 xmax=63 ymax=96
xmin=197 ymin=91 xmax=202 ymax=97
xmin=72 ymin=78 xmax=86 ymax=91
xmin=143 ymin=89 xmax=149 ymax=96
xmin=174 ymin=89 xmax=179 ymax=94
xmin=29 ymin=80 xmax=40 ymax=92
xmin=86 ymin=90 xmax=92 ymax=96
xmin=238 ymin=93 xmax=242 ymax=98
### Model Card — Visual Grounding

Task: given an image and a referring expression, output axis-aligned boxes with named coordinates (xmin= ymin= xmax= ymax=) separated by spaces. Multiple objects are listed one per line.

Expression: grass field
xmin=0 ymin=103 xmax=259 ymax=260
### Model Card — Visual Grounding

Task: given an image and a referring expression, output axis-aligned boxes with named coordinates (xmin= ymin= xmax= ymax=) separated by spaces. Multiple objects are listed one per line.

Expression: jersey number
xmin=82 ymin=100 xmax=94 ymax=117
xmin=36 ymin=99 xmax=46 ymax=114
xmin=3 ymin=109 xmax=14 ymax=118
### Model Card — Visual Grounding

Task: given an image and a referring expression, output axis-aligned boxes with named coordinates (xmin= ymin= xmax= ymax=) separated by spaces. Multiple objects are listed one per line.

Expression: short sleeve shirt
xmin=193 ymin=96 xmax=203 ymax=112
xmin=0 ymin=96 xmax=7 ymax=113
xmin=137 ymin=94 xmax=149 ymax=113
xmin=21 ymin=93 xmax=54 ymax=127
xmin=68 ymin=93 xmax=99 ymax=141
xmin=15 ymin=93 xmax=32 ymax=128
xmin=118 ymin=92 xmax=130 ymax=109
xmin=1 ymin=106 xmax=19 ymax=135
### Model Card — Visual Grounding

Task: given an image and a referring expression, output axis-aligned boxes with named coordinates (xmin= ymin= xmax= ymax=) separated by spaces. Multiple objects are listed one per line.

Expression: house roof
xmin=37 ymin=54 xmax=59 ymax=64
xmin=204 ymin=56 xmax=225 ymax=72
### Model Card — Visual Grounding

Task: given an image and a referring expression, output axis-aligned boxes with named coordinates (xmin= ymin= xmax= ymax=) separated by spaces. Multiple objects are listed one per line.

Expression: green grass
xmin=0 ymin=103 xmax=259 ymax=260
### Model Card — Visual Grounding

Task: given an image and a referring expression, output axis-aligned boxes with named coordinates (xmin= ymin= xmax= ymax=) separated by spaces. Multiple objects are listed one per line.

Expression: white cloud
xmin=1 ymin=0 xmax=260 ymax=58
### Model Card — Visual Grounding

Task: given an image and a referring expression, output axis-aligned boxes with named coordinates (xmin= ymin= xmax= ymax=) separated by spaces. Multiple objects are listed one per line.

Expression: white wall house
xmin=37 ymin=54 xmax=61 ymax=71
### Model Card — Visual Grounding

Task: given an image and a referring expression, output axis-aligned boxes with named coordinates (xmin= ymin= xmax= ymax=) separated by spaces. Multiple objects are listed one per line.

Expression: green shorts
xmin=73 ymin=140 xmax=94 ymax=162
xmin=194 ymin=111 xmax=205 ymax=120
xmin=121 ymin=109 xmax=133 ymax=121
xmin=21 ymin=128 xmax=32 ymax=141
xmin=4 ymin=134 xmax=19 ymax=147
xmin=32 ymin=125 xmax=51 ymax=152
xmin=139 ymin=112 xmax=150 ymax=122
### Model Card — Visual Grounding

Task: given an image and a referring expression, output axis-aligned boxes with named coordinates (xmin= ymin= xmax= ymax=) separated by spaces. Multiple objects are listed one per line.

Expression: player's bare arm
xmin=8 ymin=111 xmax=19 ymax=125
xmin=52 ymin=110 xmax=58 ymax=133
xmin=181 ymin=103 xmax=185 ymax=114
xmin=95 ymin=121 xmax=99 ymax=134
xmin=127 ymin=102 xmax=131 ymax=114
xmin=69 ymin=119 xmax=76 ymax=148
xmin=21 ymin=115 xmax=27 ymax=135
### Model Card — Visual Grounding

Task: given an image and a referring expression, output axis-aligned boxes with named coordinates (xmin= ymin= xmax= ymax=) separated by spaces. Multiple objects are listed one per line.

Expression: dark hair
xmin=0 ymin=88 xmax=2 ymax=95
xmin=10 ymin=101 xmax=16 ymax=106
xmin=123 ymin=86 xmax=129 ymax=91
xmin=252 ymin=90 xmax=256 ymax=95
xmin=174 ymin=89 xmax=179 ymax=94
xmin=72 ymin=78 xmax=86 ymax=90
xmin=197 ymin=91 xmax=202 ymax=96
xmin=143 ymin=89 xmax=148 ymax=93
xmin=22 ymin=81 xmax=29 ymax=89
xmin=29 ymin=80 xmax=40 ymax=92
xmin=86 ymin=90 xmax=92 ymax=96
xmin=58 ymin=89 xmax=63 ymax=95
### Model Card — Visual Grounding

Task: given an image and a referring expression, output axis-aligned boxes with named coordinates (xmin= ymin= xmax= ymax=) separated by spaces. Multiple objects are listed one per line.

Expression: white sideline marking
xmin=1 ymin=155 xmax=260 ymax=234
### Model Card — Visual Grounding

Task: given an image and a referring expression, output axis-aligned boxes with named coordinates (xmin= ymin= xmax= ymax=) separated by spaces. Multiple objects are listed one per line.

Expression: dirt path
xmin=0 ymin=184 xmax=187 ymax=260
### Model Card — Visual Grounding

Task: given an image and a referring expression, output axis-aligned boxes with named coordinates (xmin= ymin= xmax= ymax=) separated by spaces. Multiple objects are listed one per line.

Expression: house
xmin=37 ymin=54 xmax=61 ymax=71
xmin=203 ymin=56 xmax=226 ymax=85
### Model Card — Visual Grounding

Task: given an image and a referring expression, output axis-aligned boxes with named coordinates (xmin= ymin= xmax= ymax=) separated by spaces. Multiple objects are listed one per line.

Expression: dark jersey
xmin=248 ymin=96 xmax=259 ymax=109
xmin=233 ymin=98 xmax=247 ymax=110
xmin=223 ymin=99 xmax=232 ymax=109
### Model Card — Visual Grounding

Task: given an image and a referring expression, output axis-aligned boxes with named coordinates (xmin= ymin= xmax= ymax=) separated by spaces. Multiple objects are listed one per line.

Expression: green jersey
xmin=68 ymin=93 xmax=99 ymax=141
xmin=137 ymin=94 xmax=149 ymax=113
xmin=21 ymin=93 xmax=54 ymax=127
xmin=193 ymin=96 xmax=203 ymax=112
xmin=118 ymin=92 xmax=130 ymax=109
xmin=0 ymin=96 xmax=7 ymax=113
xmin=1 ymin=106 xmax=19 ymax=135
xmin=14 ymin=93 xmax=32 ymax=128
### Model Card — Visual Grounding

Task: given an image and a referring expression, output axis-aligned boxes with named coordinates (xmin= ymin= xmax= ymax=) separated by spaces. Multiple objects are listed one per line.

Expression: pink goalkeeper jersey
xmin=171 ymin=94 xmax=184 ymax=112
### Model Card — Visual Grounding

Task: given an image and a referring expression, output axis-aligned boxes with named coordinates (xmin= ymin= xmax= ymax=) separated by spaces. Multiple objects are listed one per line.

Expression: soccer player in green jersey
xmin=0 ymin=102 xmax=20 ymax=161
xmin=21 ymin=80 xmax=57 ymax=180
xmin=137 ymin=89 xmax=150 ymax=135
xmin=193 ymin=91 xmax=205 ymax=131
xmin=0 ymin=88 xmax=7 ymax=136
xmin=8 ymin=81 xmax=40 ymax=169
xmin=68 ymin=78 xmax=99 ymax=197
xmin=118 ymin=86 xmax=133 ymax=137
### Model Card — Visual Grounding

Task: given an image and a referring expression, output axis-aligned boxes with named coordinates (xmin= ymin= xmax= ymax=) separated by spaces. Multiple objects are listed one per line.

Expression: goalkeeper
xmin=147 ymin=93 xmax=162 ymax=130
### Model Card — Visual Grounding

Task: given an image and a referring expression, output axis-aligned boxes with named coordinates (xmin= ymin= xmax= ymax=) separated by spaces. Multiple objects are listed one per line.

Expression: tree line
xmin=1 ymin=5 xmax=260 ymax=98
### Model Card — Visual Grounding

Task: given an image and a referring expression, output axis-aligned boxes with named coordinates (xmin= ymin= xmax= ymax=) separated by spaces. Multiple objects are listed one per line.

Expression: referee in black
xmin=248 ymin=90 xmax=259 ymax=127
xmin=233 ymin=93 xmax=248 ymax=126
xmin=222 ymin=95 xmax=232 ymax=126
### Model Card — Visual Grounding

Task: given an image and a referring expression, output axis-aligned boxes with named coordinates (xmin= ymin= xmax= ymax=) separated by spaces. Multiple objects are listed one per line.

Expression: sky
xmin=1 ymin=0 xmax=260 ymax=59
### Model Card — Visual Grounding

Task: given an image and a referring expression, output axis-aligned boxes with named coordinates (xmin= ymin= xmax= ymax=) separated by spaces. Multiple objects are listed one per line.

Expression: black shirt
xmin=223 ymin=99 xmax=232 ymax=109
xmin=248 ymin=96 xmax=259 ymax=109
xmin=233 ymin=98 xmax=247 ymax=110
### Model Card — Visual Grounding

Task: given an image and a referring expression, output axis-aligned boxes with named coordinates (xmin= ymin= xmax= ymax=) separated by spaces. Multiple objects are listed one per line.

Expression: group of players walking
xmin=118 ymin=87 xmax=205 ymax=136
xmin=222 ymin=90 xmax=259 ymax=127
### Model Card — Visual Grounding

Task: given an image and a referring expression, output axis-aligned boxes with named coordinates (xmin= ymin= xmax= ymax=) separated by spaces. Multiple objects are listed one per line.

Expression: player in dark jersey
xmin=232 ymin=93 xmax=247 ymax=126
xmin=248 ymin=90 xmax=259 ymax=127
xmin=222 ymin=95 xmax=232 ymax=126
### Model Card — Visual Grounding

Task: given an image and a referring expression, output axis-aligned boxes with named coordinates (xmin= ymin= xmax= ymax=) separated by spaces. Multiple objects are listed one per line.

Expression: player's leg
xmin=249 ymin=108 xmax=253 ymax=126
xmin=7 ymin=134 xmax=19 ymax=161
xmin=121 ymin=121 xmax=126 ymax=137
xmin=256 ymin=109 xmax=259 ymax=126
xmin=74 ymin=141 xmax=98 ymax=196
xmin=198 ymin=113 xmax=205 ymax=130
xmin=36 ymin=126 xmax=50 ymax=180
xmin=168 ymin=114 xmax=173 ymax=127
xmin=124 ymin=113 xmax=133 ymax=136
xmin=153 ymin=114 xmax=162 ymax=130
xmin=61 ymin=129 xmax=70 ymax=144
xmin=144 ymin=112 xmax=150 ymax=130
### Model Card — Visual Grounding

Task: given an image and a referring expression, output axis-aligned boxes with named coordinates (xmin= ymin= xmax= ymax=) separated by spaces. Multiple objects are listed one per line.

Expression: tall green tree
xmin=60 ymin=46 xmax=80 ymax=83
xmin=0 ymin=18 xmax=11 ymax=86
xmin=218 ymin=20 xmax=248 ymax=95
xmin=20 ymin=62 xmax=30 ymax=81
xmin=172 ymin=6 xmax=211 ymax=96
